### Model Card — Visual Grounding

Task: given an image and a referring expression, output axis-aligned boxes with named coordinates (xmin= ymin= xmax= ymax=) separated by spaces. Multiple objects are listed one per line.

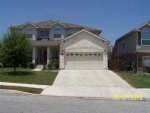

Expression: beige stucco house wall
xmin=14 ymin=20 xmax=109 ymax=70
xmin=59 ymin=30 xmax=108 ymax=70
xmin=22 ymin=24 xmax=37 ymax=40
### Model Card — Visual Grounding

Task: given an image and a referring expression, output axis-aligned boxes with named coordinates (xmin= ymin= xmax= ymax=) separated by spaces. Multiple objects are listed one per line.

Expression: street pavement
xmin=0 ymin=93 xmax=150 ymax=113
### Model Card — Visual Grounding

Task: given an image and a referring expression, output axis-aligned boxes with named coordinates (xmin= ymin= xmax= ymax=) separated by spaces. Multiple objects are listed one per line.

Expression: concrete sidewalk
xmin=42 ymin=86 xmax=150 ymax=98
xmin=0 ymin=82 xmax=49 ymax=89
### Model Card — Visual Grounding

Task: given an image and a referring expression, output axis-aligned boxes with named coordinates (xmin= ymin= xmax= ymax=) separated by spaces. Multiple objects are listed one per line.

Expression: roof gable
xmin=49 ymin=21 xmax=68 ymax=28
xmin=65 ymin=40 xmax=104 ymax=53
xmin=117 ymin=22 xmax=150 ymax=42
xmin=13 ymin=20 xmax=102 ymax=33
xmin=63 ymin=30 xmax=107 ymax=53
xmin=63 ymin=29 xmax=109 ymax=43
xmin=19 ymin=22 xmax=39 ymax=28
xmin=136 ymin=23 xmax=150 ymax=30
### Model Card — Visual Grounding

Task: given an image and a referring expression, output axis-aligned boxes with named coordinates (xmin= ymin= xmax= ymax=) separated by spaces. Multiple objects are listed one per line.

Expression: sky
xmin=0 ymin=0 xmax=150 ymax=44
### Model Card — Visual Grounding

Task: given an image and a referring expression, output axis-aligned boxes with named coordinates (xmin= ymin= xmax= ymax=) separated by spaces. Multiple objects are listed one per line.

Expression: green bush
xmin=48 ymin=59 xmax=59 ymax=70
xmin=28 ymin=62 xmax=35 ymax=69
xmin=21 ymin=63 xmax=28 ymax=68
xmin=48 ymin=62 xmax=52 ymax=69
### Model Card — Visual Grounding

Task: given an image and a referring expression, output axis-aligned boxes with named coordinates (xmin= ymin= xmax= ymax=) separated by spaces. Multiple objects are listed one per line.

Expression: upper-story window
xmin=26 ymin=29 xmax=33 ymax=38
xmin=16 ymin=29 xmax=21 ymax=34
xmin=40 ymin=30 xmax=49 ymax=38
xmin=141 ymin=27 xmax=150 ymax=46
xmin=67 ymin=29 xmax=73 ymax=36
xmin=54 ymin=29 xmax=61 ymax=38
xmin=122 ymin=41 xmax=125 ymax=48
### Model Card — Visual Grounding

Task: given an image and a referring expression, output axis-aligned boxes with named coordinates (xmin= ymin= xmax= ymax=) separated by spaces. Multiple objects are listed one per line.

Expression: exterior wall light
xmin=61 ymin=50 xmax=64 ymax=55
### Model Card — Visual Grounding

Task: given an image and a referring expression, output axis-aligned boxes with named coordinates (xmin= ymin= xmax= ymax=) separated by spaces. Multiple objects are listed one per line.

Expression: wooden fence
xmin=108 ymin=60 xmax=119 ymax=72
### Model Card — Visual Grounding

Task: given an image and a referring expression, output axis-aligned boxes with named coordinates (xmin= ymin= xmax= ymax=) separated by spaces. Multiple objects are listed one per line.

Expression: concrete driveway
xmin=42 ymin=70 xmax=150 ymax=98
xmin=53 ymin=70 xmax=131 ymax=87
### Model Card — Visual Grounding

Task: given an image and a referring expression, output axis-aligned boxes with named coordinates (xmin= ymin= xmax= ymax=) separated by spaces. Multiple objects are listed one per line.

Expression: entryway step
xmin=32 ymin=65 xmax=44 ymax=71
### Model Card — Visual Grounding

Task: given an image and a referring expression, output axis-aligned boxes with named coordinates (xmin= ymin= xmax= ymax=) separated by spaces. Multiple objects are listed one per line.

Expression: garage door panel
xmin=75 ymin=62 xmax=102 ymax=65
xmin=75 ymin=66 xmax=102 ymax=70
xmin=65 ymin=53 xmax=103 ymax=70
xmin=65 ymin=66 xmax=74 ymax=70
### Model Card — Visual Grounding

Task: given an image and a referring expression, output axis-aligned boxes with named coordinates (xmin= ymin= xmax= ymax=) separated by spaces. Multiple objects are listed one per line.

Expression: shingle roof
xmin=34 ymin=20 xmax=55 ymax=28
xmin=63 ymin=22 xmax=101 ymax=31
xmin=14 ymin=20 xmax=102 ymax=33
xmin=31 ymin=40 xmax=61 ymax=46
xmin=146 ymin=21 xmax=150 ymax=24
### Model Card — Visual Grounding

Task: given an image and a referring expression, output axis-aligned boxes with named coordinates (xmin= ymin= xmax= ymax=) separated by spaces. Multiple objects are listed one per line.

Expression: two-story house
xmin=112 ymin=21 xmax=150 ymax=72
xmin=14 ymin=20 xmax=109 ymax=70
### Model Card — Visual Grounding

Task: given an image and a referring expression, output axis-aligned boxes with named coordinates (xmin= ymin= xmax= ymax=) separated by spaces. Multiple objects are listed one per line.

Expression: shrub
xmin=48 ymin=59 xmax=59 ymax=70
xmin=28 ymin=62 xmax=35 ymax=69
xmin=48 ymin=62 xmax=52 ymax=69
xmin=21 ymin=63 xmax=28 ymax=68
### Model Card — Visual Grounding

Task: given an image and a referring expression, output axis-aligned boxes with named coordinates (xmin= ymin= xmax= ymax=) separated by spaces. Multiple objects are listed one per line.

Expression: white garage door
xmin=65 ymin=53 xmax=103 ymax=70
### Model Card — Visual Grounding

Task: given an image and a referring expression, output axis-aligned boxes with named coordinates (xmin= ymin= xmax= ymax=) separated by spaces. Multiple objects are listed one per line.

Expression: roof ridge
xmin=34 ymin=20 xmax=56 ymax=24
xmin=13 ymin=20 xmax=102 ymax=32
xmin=63 ymin=22 xmax=101 ymax=31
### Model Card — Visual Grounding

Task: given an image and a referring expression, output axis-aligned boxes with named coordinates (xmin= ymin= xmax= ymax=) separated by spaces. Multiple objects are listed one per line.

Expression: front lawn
xmin=0 ymin=68 xmax=58 ymax=85
xmin=117 ymin=72 xmax=150 ymax=88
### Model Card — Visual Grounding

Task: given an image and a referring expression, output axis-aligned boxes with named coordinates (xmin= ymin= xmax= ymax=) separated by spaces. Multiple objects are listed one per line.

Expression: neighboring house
xmin=112 ymin=21 xmax=150 ymax=72
xmin=13 ymin=20 xmax=109 ymax=70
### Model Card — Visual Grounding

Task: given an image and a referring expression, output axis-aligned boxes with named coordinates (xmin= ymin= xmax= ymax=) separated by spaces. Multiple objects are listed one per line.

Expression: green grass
xmin=0 ymin=68 xmax=58 ymax=85
xmin=0 ymin=85 xmax=43 ymax=94
xmin=117 ymin=72 xmax=150 ymax=88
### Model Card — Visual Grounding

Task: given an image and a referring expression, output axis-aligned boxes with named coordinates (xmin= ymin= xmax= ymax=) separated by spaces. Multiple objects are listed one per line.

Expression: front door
xmin=44 ymin=50 xmax=47 ymax=64
xmin=39 ymin=49 xmax=47 ymax=64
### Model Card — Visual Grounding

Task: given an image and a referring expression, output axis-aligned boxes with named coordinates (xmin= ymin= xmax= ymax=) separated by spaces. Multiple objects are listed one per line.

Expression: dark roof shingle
xmin=14 ymin=20 xmax=102 ymax=33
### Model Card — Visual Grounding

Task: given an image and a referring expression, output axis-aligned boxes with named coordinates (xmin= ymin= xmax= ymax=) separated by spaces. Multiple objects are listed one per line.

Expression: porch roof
xmin=136 ymin=47 xmax=150 ymax=53
xmin=31 ymin=40 xmax=60 ymax=46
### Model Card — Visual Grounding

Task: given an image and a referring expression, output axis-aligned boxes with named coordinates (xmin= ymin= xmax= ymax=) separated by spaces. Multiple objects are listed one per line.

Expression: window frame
xmin=67 ymin=29 xmax=73 ymax=36
xmin=141 ymin=27 xmax=150 ymax=46
xmin=54 ymin=29 xmax=61 ymax=38
xmin=26 ymin=29 xmax=33 ymax=38
xmin=40 ymin=30 xmax=49 ymax=38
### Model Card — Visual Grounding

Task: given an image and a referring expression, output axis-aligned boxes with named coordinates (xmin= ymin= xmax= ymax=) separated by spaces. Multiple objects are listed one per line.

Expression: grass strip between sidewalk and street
xmin=0 ymin=85 xmax=43 ymax=94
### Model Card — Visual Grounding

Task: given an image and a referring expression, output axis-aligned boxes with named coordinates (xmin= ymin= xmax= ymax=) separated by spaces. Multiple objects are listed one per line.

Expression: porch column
xmin=47 ymin=46 xmax=50 ymax=64
xmin=32 ymin=47 xmax=36 ymax=64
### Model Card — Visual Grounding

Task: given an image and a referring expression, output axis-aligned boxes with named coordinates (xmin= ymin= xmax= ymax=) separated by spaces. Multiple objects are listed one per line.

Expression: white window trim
xmin=26 ymin=29 xmax=33 ymax=38
xmin=67 ymin=29 xmax=73 ymax=36
xmin=54 ymin=29 xmax=62 ymax=39
xmin=141 ymin=39 xmax=150 ymax=46
xmin=141 ymin=27 xmax=150 ymax=46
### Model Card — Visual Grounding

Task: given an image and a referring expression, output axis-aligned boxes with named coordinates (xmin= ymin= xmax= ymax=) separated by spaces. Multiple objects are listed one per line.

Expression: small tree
xmin=0 ymin=27 xmax=31 ymax=73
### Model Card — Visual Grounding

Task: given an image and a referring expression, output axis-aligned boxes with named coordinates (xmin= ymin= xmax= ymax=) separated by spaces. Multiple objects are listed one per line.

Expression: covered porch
xmin=32 ymin=46 xmax=59 ymax=65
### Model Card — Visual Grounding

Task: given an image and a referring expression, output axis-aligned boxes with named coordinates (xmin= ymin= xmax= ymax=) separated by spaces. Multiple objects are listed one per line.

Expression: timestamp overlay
xmin=113 ymin=95 xmax=143 ymax=100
